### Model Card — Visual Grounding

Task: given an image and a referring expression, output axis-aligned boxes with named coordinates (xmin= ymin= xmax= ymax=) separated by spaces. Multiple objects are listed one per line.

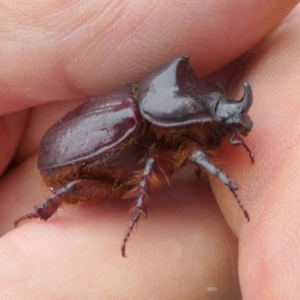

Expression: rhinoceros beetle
xmin=15 ymin=56 xmax=254 ymax=257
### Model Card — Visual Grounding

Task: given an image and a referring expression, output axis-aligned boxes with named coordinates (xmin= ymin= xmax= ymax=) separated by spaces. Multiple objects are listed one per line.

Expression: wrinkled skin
xmin=0 ymin=1 xmax=300 ymax=299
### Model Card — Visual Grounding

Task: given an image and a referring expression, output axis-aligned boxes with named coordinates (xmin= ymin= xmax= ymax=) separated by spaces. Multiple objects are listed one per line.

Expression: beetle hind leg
xmin=190 ymin=150 xmax=250 ymax=221
xmin=14 ymin=193 xmax=64 ymax=227
xmin=14 ymin=179 xmax=116 ymax=228
xmin=121 ymin=158 xmax=156 ymax=257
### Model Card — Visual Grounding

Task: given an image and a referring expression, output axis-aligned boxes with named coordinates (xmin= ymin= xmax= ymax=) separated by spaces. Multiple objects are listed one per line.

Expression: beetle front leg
xmin=121 ymin=157 xmax=156 ymax=257
xmin=190 ymin=150 xmax=250 ymax=221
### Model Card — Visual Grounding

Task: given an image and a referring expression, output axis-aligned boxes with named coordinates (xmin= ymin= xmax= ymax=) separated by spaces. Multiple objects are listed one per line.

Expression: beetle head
xmin=213 ymin=82 xmax=253 ymax=135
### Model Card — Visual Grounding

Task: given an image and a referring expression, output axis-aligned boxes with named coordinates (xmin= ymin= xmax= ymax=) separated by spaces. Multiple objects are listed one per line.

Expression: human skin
xmin=0 ymin=0 xmax=299 ymax=299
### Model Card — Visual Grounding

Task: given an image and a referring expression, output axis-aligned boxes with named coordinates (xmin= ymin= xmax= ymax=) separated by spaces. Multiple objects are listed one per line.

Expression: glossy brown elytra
xmin=15 ymin=56 xmax=254 ymax=257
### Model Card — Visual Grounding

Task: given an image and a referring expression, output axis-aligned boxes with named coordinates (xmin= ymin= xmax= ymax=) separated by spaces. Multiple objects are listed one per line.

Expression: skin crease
xmin=0 ymin=0 xmax=299 ymax=299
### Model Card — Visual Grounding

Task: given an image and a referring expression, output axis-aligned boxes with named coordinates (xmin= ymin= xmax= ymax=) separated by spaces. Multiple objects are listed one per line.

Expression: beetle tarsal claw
xmin=121 ymin=211 xmax=141 ymax=257
xmin=14 ymin=211 xmax=40 ymax=228
xmin=230 ymin=188 xmax=250 ymax=222
xmin=121 ymin=157 xmax=155 ymax=256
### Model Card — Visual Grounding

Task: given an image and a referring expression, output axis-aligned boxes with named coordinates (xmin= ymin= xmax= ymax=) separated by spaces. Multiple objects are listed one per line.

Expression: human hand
xmin=0 ymin=1 xmax=299 ymax=299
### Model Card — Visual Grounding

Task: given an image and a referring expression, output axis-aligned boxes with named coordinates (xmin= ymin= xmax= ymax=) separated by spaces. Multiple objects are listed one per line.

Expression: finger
xmin=11 ymin=0 xmax=299 ymax=163
xmin=0 ymin=111 xmax=28 ymax=175
xmin=213 ymin=5 xmax=300 ymax=298
xmin=4 ymin=0 xmax=298 ymax=166
xmin=0 ymin=0 xmax=297 ymax=114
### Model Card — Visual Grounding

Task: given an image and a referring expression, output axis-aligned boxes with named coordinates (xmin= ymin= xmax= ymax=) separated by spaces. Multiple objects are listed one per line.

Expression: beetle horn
xmin=237 ymin=82 xmax=253 ymax=113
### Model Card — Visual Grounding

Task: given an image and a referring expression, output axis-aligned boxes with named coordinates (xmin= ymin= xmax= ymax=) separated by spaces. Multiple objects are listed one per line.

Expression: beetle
xmin=14 ymin=56 xmax=254 ymax=257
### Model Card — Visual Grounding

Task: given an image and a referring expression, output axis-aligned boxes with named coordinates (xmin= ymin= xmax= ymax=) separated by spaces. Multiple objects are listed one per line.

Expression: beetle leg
xmin=121 ymin=157 xmax=156 ymax=257
xmin=229 ymin=132 xmax=255 ymax=163
xmin=14 ymin=179 xmax=115 ymax=227
xmin=14 ymin=211 xmax=40 ymax=227
xmin=190 ymin=150 xmax=250 ymax=221
xmin=14 ymin=192 xmax=64 ymax=227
